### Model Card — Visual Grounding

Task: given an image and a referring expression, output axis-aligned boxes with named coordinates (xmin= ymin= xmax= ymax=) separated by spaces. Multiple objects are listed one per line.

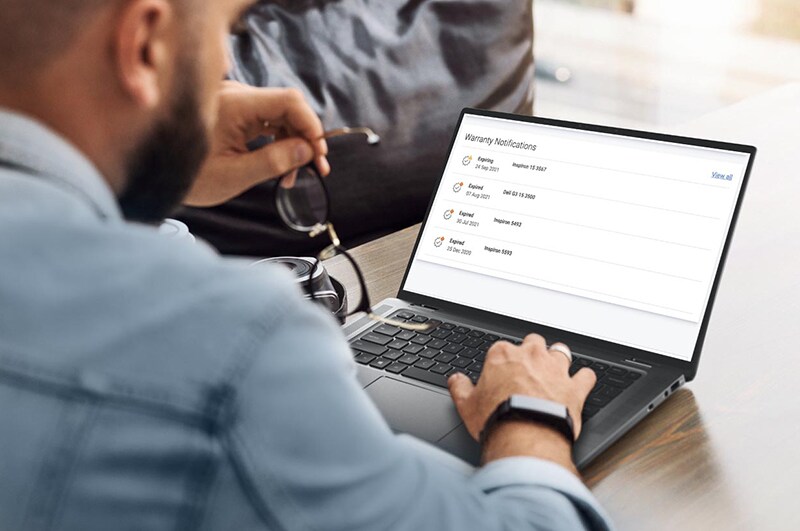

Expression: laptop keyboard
xmin=349 ymin=310 xmax=645 ymax=421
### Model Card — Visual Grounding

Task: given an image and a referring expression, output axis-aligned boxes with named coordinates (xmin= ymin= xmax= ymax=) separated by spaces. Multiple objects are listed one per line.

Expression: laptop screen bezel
xmin=397 ymin=108 xmax=756 ymax=381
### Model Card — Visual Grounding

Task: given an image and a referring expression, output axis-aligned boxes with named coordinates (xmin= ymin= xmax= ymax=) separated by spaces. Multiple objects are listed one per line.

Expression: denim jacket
xmin=0 ymin=108 xmax=613 ymax=530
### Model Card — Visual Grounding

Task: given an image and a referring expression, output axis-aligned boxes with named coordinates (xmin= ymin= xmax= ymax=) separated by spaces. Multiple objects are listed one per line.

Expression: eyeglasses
xmin=275 ymin=127 xmax=429 ymax=332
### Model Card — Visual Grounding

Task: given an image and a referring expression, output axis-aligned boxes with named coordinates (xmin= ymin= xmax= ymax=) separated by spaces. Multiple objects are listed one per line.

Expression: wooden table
xmin=326 ymin=84 xmax=800 ymax=530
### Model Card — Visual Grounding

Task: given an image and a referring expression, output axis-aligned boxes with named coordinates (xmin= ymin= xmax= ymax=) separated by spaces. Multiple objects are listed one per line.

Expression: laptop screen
xmin=402 ymin=112 xmax=752 ymax=361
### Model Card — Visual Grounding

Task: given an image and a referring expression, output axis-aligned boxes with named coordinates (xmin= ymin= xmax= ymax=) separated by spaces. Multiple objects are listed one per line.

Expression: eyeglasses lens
xmin=275 ymin=167 xmax=329 ymax=231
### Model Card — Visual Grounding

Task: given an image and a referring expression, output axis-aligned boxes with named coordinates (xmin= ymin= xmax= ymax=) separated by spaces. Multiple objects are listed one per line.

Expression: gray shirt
xmin=0 ymin=108 xmax=613 ymax=530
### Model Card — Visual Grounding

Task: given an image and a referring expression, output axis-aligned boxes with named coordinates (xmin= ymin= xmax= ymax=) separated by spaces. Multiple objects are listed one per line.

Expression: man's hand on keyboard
xmin=447 ymin=334 xmax=596 ymax=472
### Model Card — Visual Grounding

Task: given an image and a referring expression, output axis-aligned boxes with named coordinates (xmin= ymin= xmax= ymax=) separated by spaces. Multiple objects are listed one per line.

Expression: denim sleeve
xmin=224 ymin=290 xmax=613 ymax=531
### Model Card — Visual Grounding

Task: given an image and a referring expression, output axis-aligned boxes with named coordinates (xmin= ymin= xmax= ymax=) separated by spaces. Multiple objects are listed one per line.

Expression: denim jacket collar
xmin=0 ymin=107 xmax=122 ymax=222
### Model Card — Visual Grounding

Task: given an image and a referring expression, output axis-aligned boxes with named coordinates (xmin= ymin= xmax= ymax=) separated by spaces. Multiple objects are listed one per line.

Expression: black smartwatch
xmin=479 ymin=395 xmax=575 ymax=446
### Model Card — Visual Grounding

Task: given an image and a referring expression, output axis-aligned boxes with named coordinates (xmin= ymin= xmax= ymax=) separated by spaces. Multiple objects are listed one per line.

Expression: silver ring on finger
xmin=549 ymin=343 xmax=572 ymax=364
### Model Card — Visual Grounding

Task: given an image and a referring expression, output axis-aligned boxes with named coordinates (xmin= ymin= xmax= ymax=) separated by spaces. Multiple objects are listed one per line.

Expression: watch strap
xmin=479 ymin=395 xmax=575 ymax=446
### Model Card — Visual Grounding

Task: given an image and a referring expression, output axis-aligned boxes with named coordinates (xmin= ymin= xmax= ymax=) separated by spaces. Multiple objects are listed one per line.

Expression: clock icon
xmin=434 ymin=237 xmax=445 ymax=248
xmin=462 ymin=155 xmax=473 ymax=166
xmin=443 ymin=209 xmax=454 ymax=220
xmin=453 ymin=182 xmax=463 ymax=193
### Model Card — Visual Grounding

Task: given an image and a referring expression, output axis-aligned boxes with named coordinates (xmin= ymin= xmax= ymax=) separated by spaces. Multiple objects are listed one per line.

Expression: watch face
xmin=506 ymin=395 xmax=574 ymax=441
xmin=509 ymin=395 xmax=568 ymax=418
xmin=481 ymin=395 xmax=575 ymax=446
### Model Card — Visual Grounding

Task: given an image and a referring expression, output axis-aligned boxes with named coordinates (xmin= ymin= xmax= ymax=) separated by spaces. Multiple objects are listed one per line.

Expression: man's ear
xmin=114 ymin=0 xmax=176 ymax=110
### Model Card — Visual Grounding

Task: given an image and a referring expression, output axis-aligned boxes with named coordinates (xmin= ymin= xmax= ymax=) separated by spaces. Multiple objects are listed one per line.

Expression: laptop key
xmin=394 ymin=311 xmax=415 ymax=320
xmin=414 ymin=359 xmax=436 ymax=370
xmin=410 ymin=315 xmax=429 ymax=323
xmin=461 ymin=338 xmax=485 ymax=349
xmin=410 ymin=335 xmax=432 ymax=345
xmin=374 ymin=324 xmax=401 ymax=337
xmin=469 ymin=360 xmax=484 ymax=372
xmin=434 ymin=353 xmax=457 ymax=364
xmin=354 ymin=352 xmax=376 ymax=365
xmin=607 ymin=367 xmax=627 ymax=377
xmin=587 ymin=395 xmax=612 ymax=408
xmin=418 ymin=348 xmax=440 ymax=359
xmin=369 ymin=358 xmax=392 ymax=369
xmin=448 ymin=333 xmax=468 ymax=344
xmin=387 ymin=339 xmax=409 ymax=350
xmin=483 ymin=334 xmax=500 ymax=342
xmin=601 ymin=386 xmax=623 ymax=399
xmin=396 ymin=330 xmax=416 ymax=341
xmin=363 ymin=333 xmax=392 ymax=346
xmin=604 ymin=376 xmax=633 ymax=388
xmin=399 ymin=354 xmax=420 ymax=365
xmin=439 ymin=323 xmax=456 ymax=330
xmin=428 ymin=339 xmax=448 ymax=350
xmin=626 ymin=372 xmax=642 ymax=380
xmin=350 ymin=340 xmax=387 ymax=356
xmin=591 ymin=362 xmax=609 ymax=372
xmin=430 ymin=363 xmax=452 ymax=375
xmin=403 ymin=367 xmax=448 ymax=389
xmin=386 ymin=362 xmax=408 ymax=374
xmin=403 ymin=344 xmax=424 ymax=355
xmin=468 ymin=330 xmax=485 ymax=338
xmin=466 ymin=371 xmax=480 ymax=384
xmin=459 ymin=347 xmax=479 ymax=359
xmin=382 ymin=349 xmax=403 ymax=361
xmin=450 ymin=357 xmax=472 ymax=369
xmin=430 ymin=329 xmax=452 ymax=340
xmin=442 ymin=343 xmax=464 ymax=354
xmin=589 ymin=383 xmax=607 ymax=395
xmin=454 ymin=326 xmax=471 ymax=335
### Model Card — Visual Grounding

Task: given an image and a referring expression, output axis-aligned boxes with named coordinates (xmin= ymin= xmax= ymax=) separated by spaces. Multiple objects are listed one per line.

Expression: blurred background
xmin=535 ymin=0 xmax=800 ymax=128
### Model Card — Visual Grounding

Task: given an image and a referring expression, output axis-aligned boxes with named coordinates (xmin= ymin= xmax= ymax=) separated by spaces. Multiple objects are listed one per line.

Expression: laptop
xmin=343 ymin=108 xmax=756 ymax=468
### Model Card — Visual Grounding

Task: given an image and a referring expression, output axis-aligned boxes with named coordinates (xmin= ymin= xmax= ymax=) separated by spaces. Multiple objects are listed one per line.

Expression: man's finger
xmin=235 ymin=87 xmax=327 ymax=157
xmin=447 ymin=372 xmax=474 ymax=410
xmin=547 ymin=342 xmax=572 ymax=368
xmin=521 ymin=334 xmax=546 ymax=354
xmin=572 ymin=367 xmax=598 ymax=398
xmin=316 ymin=155 xmax=331 ymax=177
xmin=246 ymin=138 xmax=315 ymax=181
xmin=280 ymin=169 xmax=298 ymax=189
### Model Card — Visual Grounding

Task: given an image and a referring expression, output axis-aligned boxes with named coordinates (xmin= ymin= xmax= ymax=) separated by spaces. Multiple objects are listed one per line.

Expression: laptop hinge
xmin=624 ymin=358 xmax=653 ymax=369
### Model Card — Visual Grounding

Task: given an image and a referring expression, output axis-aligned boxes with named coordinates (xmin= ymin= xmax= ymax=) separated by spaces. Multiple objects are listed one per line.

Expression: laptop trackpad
xmin=365 ymin=377 xmax=463 ymax=444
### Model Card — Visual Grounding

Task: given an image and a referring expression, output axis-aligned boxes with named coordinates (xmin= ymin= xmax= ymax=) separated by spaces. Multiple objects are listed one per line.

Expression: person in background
xmin=0 ymin=0 xmax=611 ymax=529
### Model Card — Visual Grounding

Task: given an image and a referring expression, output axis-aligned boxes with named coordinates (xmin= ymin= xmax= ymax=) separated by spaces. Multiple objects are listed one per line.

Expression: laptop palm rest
xmin=365 ymin=377 xmax=463 ymax=444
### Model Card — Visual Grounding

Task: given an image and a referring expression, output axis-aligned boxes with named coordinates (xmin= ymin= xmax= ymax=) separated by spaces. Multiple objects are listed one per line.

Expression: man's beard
xmin=118 ymin=72 xmax=210 ymax=224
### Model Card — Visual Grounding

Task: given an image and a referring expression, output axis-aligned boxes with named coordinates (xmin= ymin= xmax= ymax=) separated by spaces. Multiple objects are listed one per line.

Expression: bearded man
xmin=0 ymin=1 xmax=610 ymax=529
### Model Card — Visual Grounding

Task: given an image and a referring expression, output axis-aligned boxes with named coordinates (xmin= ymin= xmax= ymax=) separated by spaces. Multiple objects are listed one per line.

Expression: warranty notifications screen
xmin=404 ymin=114 xmax=750 ymax=361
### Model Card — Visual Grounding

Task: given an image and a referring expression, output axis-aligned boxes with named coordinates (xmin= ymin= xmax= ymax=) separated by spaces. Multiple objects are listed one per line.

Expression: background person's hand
xmin=185 ymin=82 xmax=330 ymax=207
xmin=447 ymin=334 xmax=596 ymax=461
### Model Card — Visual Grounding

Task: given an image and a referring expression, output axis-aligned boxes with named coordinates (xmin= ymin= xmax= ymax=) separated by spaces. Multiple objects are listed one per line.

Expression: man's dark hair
xmin=0 ymin=1 xmax=112 ymax=78
xmin=0 ymin=0 xmax=192 ymax=81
